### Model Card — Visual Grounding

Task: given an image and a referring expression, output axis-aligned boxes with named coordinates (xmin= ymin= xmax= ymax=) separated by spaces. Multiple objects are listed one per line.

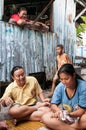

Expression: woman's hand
xmin=54 ymin=110 xmax=75 ymax=124
xmin=51 ymin=110 xmax=63 ymax=118
xmin=51 ymin=111 xmax=59 ymax=118
xmin=43 ymin=98 xmax=51 ymax=103
xmin=36 ymin=101 xmax=50 ymax=108
xmin=51 ymin=110 xmax=68 ymax=122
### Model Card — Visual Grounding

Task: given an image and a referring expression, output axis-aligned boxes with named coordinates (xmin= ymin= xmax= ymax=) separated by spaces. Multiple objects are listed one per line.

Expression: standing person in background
xmin=9 ymin=7 xmax=49 ymax=32
xmin=48 ymin=44 xmax=72 ymax=98
xmin=0 ymin=66 xmax=50 ymax=125
xmin=42 ymin=64 xmax=86 ymax=130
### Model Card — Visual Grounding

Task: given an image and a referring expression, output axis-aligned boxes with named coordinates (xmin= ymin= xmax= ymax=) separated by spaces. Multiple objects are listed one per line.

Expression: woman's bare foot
xmin=0 ymin=120 xmax=8 ymax=130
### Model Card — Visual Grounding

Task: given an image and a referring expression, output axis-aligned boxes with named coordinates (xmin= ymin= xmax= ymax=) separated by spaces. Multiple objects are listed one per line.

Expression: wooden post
xmin=33 ymin=0 xmax=55 ymax=24
xmin=0 ymin=0 xmax=4 ymax=20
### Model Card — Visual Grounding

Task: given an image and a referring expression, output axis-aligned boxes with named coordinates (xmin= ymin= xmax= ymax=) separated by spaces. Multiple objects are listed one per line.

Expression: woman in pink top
xmin=9 ymin=7 xmax=31 ymax=25
xmin=9 ymin=7 xmax=49 ymax=32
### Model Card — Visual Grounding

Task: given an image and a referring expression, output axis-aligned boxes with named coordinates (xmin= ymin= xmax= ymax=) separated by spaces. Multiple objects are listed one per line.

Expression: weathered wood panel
xmin=0 ymin=22 xmax=58 ymax=81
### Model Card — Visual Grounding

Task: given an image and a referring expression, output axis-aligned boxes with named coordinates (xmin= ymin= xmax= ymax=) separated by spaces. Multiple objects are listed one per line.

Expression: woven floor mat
xmin=7 ymin=120 xmax=50 ymax=130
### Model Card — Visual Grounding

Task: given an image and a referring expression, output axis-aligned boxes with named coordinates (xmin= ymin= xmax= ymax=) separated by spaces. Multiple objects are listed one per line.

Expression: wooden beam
xmin=74 ymin=7 xmax=86 ymax=21
xmin=33 ymin=0 xmax=55 ymax=24
xmin=75 ymin=0 xmax=86 ymax=7
xmin=81 ymin=0 xmax=86 ymax=6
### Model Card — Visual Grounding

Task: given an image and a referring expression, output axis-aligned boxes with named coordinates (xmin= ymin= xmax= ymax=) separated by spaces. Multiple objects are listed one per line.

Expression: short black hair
xmin=58 ymin=63 xmax=75 ymax=78
xmin=11 ymin=66 xmax=23 ymax=77
xmin=56 ymin=44 xmax=64 ymax=49
xmin=18 ymin=7 xmax=27 ymax=13
xmin=58 ymin=63 xmax=83 ymax=80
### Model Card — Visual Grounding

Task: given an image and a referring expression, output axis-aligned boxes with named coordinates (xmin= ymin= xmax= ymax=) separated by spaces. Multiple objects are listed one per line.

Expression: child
xmin=48 ymin=44 xmax=72 ymax=98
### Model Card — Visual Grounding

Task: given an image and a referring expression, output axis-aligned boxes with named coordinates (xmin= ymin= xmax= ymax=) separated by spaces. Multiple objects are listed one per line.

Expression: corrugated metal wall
xmin=0 ymin=0 xmax=76 ymax=82
xmin=53 ymin=0 xmax=76 ymax=60
xmin=0 ymin=22 xmax=58 ymax=81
